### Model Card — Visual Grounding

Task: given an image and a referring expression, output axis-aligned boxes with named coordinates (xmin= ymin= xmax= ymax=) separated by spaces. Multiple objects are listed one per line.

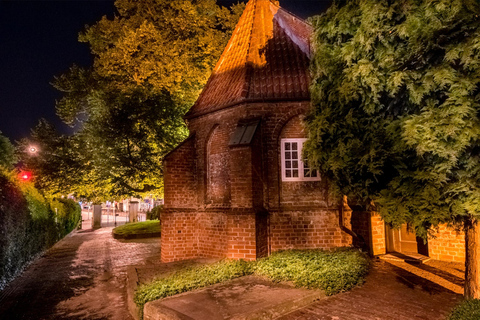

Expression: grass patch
xmin=255 ymin=248 xmax=369 ymax=295
xmin=448 ymin=299 xmax=480 ymax=320
xmin=134 ymin=248 xmax=369 ymax=318
xmin=112 ymin=220 xmax=160 ymax=238
xmin=134 ymin=259 xmax=254 ymax=316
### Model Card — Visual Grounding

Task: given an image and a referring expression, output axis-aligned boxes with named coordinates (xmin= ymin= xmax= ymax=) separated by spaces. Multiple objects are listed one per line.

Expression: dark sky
xmin=0 ymin=0 xmax=333 ymax=142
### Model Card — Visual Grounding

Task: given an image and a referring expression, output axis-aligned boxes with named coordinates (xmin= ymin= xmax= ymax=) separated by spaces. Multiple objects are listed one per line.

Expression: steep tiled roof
xmin=185 ymin=0 xmax=313 ymax=119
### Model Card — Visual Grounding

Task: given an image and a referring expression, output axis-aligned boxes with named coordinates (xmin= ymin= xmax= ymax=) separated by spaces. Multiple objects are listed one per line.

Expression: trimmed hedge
xmin=0 ymin=173 xmax=81 ymax=290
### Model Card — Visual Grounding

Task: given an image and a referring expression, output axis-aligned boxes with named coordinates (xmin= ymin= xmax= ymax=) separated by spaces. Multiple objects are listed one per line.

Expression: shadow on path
xmin=0 ymin=227 xmax=161 ymax=320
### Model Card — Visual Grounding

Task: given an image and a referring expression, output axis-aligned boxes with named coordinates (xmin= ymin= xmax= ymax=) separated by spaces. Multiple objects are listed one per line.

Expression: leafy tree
xmin=52 ymin=0 xmax=244 ymax=198
xmin=17 ymin=119 xmax=117 ymax=203
xmin=305 ymin=0 xmax=480 ymax=297
xmin=0 ymin=132 xmax=16 ymax=170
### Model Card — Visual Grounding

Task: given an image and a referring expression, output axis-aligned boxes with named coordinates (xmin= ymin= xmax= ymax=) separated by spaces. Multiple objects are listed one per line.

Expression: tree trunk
xmin=465 ymin=218 xmax=480 ymax=298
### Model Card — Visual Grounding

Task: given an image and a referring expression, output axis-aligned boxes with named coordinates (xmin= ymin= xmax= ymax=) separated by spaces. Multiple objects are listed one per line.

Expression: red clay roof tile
xmin=185 ymin=0 xmax=313 ymax=119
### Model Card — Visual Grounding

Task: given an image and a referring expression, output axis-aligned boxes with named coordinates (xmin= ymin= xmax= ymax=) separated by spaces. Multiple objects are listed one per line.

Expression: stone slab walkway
xmin=0 ymin=227 xmax=161 ymax=320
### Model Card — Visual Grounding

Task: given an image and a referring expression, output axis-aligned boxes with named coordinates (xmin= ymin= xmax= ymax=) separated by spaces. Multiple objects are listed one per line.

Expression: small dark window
xmin=229 ymin=120 xmax=260 ymax=146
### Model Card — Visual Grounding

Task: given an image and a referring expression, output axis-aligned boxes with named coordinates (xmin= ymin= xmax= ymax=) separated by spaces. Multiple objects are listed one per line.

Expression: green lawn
xmin=112 ymin=220 xmax=160 ymax=239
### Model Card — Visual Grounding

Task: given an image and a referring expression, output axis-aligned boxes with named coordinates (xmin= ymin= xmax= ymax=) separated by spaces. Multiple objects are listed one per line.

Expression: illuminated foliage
xmin=305 ymin=0 xmax=480 ymax=297
xmin=52 ymin=0 xmax=244 ymax=198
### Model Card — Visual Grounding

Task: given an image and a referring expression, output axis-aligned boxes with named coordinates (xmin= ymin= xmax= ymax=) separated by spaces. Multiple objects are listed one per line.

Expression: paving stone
xmin=279 ymin=259 xmax=463 ymax=320
xmin=0 ymin=227 xmax=161 ymax=320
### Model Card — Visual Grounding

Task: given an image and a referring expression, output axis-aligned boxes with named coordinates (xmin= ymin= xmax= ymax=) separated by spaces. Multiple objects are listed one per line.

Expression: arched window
xmin=206 ymin=125 xmax=231 ymax=205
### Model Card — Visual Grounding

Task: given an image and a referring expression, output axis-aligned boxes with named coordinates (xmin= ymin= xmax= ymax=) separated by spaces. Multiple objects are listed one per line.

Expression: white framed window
xmin=281 ymin=138 xmax=320 ymax=181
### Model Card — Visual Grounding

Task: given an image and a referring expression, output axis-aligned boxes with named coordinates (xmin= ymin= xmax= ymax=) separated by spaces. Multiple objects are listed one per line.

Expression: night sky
xmin=0 ymin=0 xmax=333 ymax=142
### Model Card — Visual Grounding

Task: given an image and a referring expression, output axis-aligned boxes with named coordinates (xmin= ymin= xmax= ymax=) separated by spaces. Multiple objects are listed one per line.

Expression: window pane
xmin=286 ymin=161 xmax=291 ymax=169
xmin=285 ymin=152 xmax=291 ymax=160
xmin=286 ymin=170 xmax=291 ymax=178
xmin=304 ymin=169 xmax=310 ymax=177
xmin=285 ymin=143 xmax=290 ymax=151
xmin=293 ymin=170 xmax=299 ymax=177
xmin=293 ymin=161 xmax=298 ymax=169
xmin=311 ymin=169 xmax=317 ymax=177
xmin=292 ymin=152 xmax=298 ymax=159
xmin=292 ymin=142 xmax=298 ymax=150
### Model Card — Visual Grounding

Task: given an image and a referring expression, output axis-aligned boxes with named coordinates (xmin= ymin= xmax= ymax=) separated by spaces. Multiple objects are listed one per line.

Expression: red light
xmin=19 ymin=171 xmax=32 ymax=181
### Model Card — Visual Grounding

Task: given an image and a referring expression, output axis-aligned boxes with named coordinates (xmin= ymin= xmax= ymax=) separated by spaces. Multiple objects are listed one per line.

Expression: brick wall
xmin=161 ymin=102 xmax=354 ymax=263
xmin=429 ymin=224 xmax=465 ymax=263
xmin=227 ymin=210 xmax=257 ymax=260
xmin=196 ymin=211 xmax=228 ymax=259
xmin=160 ymin=210 xmax=198 ymax=262
xmin=163 ymin=136 xmax=197 ymax=208
xmin=351 ymin=210 xmax=371 ymax=250
xmin=270 ymin=210 xmax=351 ymax=251
xmin=206 ymin=126 xmax=231 ymax=206
xmin=370 ymin=213 xmax=386 ymax=255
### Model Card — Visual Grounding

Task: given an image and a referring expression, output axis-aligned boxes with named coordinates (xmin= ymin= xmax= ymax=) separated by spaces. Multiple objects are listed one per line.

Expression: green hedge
xmin=0 ymin=173 xmax=81 ymax=290
xmin=50 ymin=197 xmax=82 ymax=237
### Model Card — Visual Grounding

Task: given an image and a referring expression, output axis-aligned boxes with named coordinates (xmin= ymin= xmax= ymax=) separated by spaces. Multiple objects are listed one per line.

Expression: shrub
xmin=134 ymin=248 xmax=370 ymax=318
xmin=255 ymin=248 xmax=369 ymax=295
xmin=448 ymin=299 xmax=480 ymax=320
xmin=146 ymin=205 xmax=162 ymax=221
xmin=49 ymin=198 xmax=81 ymax=236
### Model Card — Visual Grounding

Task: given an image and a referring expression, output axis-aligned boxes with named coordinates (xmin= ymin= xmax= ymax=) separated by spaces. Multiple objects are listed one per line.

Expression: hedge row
xmin=0 ymin=173 xmax=81 ymax=290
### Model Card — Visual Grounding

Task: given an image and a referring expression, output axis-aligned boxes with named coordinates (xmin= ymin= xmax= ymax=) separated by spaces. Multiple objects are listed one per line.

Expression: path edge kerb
xmin=113 ymin=232 xmax=161 ymax=240
xmin=126 ymin=266 xmax=141 ymax=320
xmin=142 ymin=276 xmax=326 ymax=320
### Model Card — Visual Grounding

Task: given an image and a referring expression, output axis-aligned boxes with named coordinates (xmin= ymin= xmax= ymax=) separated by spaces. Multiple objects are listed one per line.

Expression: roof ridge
xmin=240 ymin=0 xmax=258 ymax=100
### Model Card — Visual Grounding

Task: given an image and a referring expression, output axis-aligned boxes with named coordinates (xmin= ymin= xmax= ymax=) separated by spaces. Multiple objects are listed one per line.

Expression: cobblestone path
xmin=281 ymin=259 xmax=463 ymax=320
xmin=0 ymin=227 xmax=161 ymax=320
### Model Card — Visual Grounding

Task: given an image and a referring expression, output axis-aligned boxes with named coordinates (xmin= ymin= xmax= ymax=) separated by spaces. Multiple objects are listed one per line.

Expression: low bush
xmin=146 ymin=205 xmax=163 ymax=221
xmin=113 ymin=220 xmax=160 ymax=238
xmin=134 ymin=260 xmax=254 ymax=317
xmin=448 ymin=299 xmax=480 ymax=320
xmin=134 ymin=248 xmax=369 ymax=318
xmin=255 ymin=248 xmax=369 ymax=295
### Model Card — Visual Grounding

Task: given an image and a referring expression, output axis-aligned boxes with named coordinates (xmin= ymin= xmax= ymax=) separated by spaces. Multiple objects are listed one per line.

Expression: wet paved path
xmin=0 ymin=227 xmax=161 ymax=320
xmin=0 ymin=222 xmax=464 ymax=320
xmin=281 ymin=259 xmax=463 ymax=320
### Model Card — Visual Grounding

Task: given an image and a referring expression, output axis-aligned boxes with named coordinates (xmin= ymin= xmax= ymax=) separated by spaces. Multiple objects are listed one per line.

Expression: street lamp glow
xmin=28 ymin=146 xmax=38 ymax=154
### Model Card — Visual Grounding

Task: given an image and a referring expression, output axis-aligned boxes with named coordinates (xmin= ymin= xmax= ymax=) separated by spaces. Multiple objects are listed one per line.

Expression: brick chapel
xmin=161 ymin=0 xmax=466 ymax=264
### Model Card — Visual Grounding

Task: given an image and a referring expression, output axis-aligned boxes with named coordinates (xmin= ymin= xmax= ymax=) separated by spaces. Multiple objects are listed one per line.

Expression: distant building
xmin=161 ymin=0 xmax=465 ymax=263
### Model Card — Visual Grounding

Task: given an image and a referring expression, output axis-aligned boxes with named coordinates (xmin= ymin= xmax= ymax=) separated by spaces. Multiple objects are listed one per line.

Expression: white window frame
xmin=281 ymin=138 xmax=321 ymax=182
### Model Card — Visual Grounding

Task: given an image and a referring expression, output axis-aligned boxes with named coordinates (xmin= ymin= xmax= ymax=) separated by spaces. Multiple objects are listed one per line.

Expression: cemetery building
xmin=161 ymin=0 xmax=465 ymax=264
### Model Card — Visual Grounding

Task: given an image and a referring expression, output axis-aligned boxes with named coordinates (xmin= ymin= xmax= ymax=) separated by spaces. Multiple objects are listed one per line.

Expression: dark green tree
xmin=0 ymin=132 xmax=16 ymax=170
xmin=52 ymin=0 xmax=244 ymax=198
xmin=305 ymin=0 xmax=480 ymax=297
